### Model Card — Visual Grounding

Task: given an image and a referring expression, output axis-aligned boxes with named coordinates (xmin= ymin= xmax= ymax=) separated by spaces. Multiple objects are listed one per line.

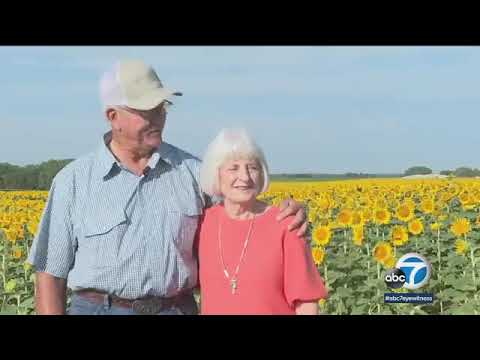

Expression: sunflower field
xmin=2 ymin=178 xmax=480 ymax=315
xmin=0 ymin=191 xmax=46 ymax=314
xmin=259 ymin=178 xmax=480 ymax=315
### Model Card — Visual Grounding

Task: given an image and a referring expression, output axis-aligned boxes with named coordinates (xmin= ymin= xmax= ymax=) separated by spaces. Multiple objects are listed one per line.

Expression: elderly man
xmin=27 ymin=59 xmax=307 ymax=315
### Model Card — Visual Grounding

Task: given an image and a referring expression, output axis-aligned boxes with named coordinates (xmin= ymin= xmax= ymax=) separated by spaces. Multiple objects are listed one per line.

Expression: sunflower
xmin=390 ymin=198 xmax=400 ymax=210
xmin=405 ymin=198 xmax=417 ymax=211
xmin=376 ymin=199 xmax=388 ymax=209
xmin=337 ymin=209 xmax=353 ymax=227
xmin=430 ymin=222 xmax=441 ymax=232
xmin=391 ymin=225 xmax=409 ymax=246
xmin=345 ymin=198 xmax=356 ymax=209
xmin=441 ymin=192 xmax=452 ymax=203
xmin=352 ymin=225 xmax=364 ymax=246
xmin=311 ymin=247 xmax=326 ymax=265
xmin=474 ymin=192 xmax=480 ymax=204
xmin=373 ymin=242 xmax=393 ymax=263
xmin=459 ymin=192 xmax=470 ymax=204
xmin=4 ymin=280 xmax=16 ymax=294
xmin=383 ymin=256 xmax=397 ymax=269
xmin=450 ymin=218 xmax=471 ymax=237
xmin=420 ymin=199 xmax=434 ymax=214
xmin=312 ymin=225 xmax=331 ymax=246
xmin=318 ymin=197 xmax=330 ymax=211
xmin=374 ymin=208 xmax=391 ymax=225
xmin=462 ymin=196 xmax=476 ymax=211
xmin=362 ymin=208 xmax=373 ymax=223
xmin=396 ymin=204 xmax=414 ymax=222
xmin=352 ymin=211 xmax=364 ymax=226
xmin=4 ymin=229 xmax=17 ymax=243
xmin=308 ymin=209 xmax=318 ymax=224
xmin=408 ymin=218 xmax=424 ymax=235
xmin=23 ymin=262 xmax=32 ymax=272
xmin=12 ymin=248 xmax=22 ymax=259
xmin=455 ymin=239 xmax=470 ymax=256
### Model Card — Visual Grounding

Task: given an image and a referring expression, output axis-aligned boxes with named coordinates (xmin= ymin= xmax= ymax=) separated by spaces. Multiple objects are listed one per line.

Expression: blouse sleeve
xmin=283 ymin=228 xmax=328 ymax=308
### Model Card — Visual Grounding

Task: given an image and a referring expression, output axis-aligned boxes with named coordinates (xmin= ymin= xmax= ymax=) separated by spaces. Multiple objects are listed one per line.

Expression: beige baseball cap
xmin=99 ymin=59 xmax=182 ymax=111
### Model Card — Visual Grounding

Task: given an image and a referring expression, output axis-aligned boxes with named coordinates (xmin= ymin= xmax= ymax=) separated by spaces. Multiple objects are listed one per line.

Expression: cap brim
xmin=127 ymin=88 xmax=182 ymax=110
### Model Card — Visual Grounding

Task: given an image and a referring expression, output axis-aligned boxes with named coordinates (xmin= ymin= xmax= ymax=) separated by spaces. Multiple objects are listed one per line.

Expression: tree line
xmin=1 ymin=161 xmax=479 ymax=190
xmin=0 ymin=159 xmax=74 ymax=190
xmin=404 ymin=166 xmax=480 ymax=177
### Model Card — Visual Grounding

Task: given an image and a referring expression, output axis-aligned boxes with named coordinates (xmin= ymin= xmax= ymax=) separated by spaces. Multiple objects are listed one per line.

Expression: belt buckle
xmin=132 ymin=297 xmax=164 ymax=315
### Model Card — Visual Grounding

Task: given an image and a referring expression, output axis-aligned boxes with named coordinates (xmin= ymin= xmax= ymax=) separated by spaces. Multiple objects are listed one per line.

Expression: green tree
xmin=0 ymin=159 xmax=73 ymax=189
xmin=404 ymin=166 xmax=433 ymax=176
xmin=454 ymin=167 xmax=477 ymax=177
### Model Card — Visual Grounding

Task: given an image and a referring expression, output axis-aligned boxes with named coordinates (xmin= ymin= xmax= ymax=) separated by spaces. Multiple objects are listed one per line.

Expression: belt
xmin=74 ymin=289 xmax=191 ymax=315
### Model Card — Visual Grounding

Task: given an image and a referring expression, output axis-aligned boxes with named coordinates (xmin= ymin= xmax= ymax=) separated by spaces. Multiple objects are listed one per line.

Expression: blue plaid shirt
xmin=28 ymin=132 xmax=206 ymax=299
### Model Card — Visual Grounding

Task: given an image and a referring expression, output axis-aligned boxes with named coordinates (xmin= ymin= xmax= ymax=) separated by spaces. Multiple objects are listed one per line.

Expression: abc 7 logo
xmin=384 ymin=268 xmax=407 ymax=289
xmin=384 ymin=253 xmax=431 ymax=290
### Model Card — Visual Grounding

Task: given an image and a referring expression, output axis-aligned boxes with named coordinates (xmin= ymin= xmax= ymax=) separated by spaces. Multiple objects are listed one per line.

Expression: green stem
xmin=323 ymin=261 xmax=328 ymax=288
xmin=437 ymin=230 xmax=442 ymax=278
xmin=376 ymin=288 xmax=381 ymax=314
xmin=1 ymin=255 xmax=6 ymax=292
xmin=470 ymin=246 xmax=476 ymax=285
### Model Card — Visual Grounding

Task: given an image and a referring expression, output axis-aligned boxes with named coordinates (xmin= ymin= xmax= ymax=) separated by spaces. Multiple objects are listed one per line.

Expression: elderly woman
xmin=197 ymin=128 xmax=327 ymax=315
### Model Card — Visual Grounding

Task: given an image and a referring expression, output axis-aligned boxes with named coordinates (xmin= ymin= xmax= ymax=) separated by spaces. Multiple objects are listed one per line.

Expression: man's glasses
xmin=120 ymin=101 xmax=172 ymax=119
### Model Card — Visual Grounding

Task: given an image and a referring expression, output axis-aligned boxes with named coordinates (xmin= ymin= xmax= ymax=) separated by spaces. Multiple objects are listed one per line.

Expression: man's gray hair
xmin=199 ymin=128 xmax=270 ymax=197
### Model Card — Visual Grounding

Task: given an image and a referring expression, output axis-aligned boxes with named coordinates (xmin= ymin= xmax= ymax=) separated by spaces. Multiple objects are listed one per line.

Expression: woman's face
xmin=218 ymin=157 xmax=263 ymax=204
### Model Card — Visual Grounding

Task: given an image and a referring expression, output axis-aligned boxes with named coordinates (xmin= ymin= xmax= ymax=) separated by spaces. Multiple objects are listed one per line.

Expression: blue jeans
xmin=68 ymin=293 xmax=198 ymax=315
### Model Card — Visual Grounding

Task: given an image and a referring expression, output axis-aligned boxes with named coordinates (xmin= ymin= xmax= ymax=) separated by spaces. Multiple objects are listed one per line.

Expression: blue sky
xmin=1 ymin=46 xmax=479 ymax=174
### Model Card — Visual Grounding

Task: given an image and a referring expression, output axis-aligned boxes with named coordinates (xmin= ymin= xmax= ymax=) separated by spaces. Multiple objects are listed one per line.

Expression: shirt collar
xmin=95 ymin=131 xmax=174 ymax=179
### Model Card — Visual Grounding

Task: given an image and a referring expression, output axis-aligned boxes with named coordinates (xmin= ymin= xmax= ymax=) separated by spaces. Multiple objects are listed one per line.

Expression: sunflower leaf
xmin=333 ymin=287 xmax=354 ymax=298
xmin=449 ymin=303 xmax=478 ymax=315
xmin=0 ymin=305 xmax=18 ymax=315
xmin=350 ymin=305 xmax=368 ymax=315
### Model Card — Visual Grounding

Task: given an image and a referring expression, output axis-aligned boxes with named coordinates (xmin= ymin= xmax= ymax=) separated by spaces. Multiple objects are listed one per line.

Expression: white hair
xmin=199 ymin=128 xmax=270 ymax=197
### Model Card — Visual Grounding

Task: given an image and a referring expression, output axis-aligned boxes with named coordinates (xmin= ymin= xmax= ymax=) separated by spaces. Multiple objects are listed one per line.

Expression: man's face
xmin=110 ymin=102 xmax=168 ymax=151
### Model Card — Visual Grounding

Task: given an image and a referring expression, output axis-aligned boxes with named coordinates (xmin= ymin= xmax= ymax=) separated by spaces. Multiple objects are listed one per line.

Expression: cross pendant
xmin=231 ymin=279 xmax=237 ymax=294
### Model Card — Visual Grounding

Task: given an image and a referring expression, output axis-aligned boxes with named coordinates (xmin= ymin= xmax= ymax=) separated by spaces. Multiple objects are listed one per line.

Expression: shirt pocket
xmin=164 ymin=204 xmax=202 ymax=256
xmin=82 ymin=211 xmax=128 ymax=269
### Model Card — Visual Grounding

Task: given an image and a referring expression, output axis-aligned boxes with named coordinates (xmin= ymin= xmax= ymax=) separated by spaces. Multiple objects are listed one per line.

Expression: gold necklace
xmin=218 ymin=213 xmax=255 ymax=295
